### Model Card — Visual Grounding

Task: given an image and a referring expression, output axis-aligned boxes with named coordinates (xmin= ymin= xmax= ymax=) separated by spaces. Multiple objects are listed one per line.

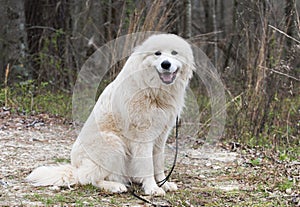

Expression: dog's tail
xmin=26 ymin=164 xmax=77 ymax=187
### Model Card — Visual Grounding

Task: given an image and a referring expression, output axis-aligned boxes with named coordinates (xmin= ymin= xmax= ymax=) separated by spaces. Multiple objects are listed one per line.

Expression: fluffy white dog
xmin=27 ymin=34 xmax=195 ymax=196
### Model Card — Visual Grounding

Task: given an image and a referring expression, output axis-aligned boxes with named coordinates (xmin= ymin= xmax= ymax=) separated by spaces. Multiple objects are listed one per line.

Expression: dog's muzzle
xmin=157 ymin=60 xmax=179 ymax=84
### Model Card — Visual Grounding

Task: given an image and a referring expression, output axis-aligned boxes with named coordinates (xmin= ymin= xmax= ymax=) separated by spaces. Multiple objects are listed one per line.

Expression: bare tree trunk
xmin=223 ymin=0 xmax=238 ymax=71
xmin=201 ymin=0 xmax=215 ymax=57
xmin=202 ymin=0 xmax=213 ymax=33
xmin=64 ymin=0 xmax=74 ymax=89
xmin=0 ymin=0 xmax=27 ymax=83
xmin=183 ymin=0 xmax=192 ymax=38
xmin=285 ymin=0 xmax=296 ymax=47
xmin=107 ymin=0 xmax=113 ymax=40
xmin=212 ymin=0 xmax=218 ymax=65
xmin=219 ymin=0 xmax=225 ymax=36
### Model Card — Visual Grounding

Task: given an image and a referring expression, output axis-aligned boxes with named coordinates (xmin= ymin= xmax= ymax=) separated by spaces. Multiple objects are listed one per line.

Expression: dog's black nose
xmin=161 ymin=60 xmax=171 ymax=70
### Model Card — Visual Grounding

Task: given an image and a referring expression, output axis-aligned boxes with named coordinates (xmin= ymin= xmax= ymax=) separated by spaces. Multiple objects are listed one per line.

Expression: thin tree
xmin=285 ymin=0 xmax=296 ymax=47
xmin=183 ymin=0 xmax=192 ymax=39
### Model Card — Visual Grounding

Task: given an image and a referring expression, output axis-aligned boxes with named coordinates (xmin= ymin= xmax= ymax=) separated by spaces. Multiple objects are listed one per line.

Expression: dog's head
xmin=134 ymin=34 xmax=195 ymax=86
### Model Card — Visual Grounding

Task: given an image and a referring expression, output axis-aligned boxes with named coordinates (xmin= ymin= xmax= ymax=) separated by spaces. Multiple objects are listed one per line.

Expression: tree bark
xmin=183 ymin=0 xmax=192 ymax=38
xmin=285 ymin=0 xmax=296 ymax=47
xmin=212 ymin=0 xmax=218 ymax=65
xmin=0 ymin=0 xmax=27 ymax=83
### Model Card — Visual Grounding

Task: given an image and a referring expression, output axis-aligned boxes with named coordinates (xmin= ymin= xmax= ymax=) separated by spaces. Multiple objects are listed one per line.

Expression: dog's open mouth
xmin=157 ymin=69 xmax=178 ymax=84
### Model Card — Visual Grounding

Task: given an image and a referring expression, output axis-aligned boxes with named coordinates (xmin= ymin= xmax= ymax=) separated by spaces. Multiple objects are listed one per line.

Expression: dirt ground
xmin=0 ymin=114 xmax=299 ymax=206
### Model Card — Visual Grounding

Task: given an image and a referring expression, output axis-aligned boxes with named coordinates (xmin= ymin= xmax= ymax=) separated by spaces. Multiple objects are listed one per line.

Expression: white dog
xmin=27 ymin=34 xmax=195 ymax=196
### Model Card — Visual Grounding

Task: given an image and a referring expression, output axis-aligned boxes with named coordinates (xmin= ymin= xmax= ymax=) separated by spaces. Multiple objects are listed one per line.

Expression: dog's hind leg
xmin=74 ymin=158 xmax=128 ymax=193
xmin=72 ymin=132 xmax=128 ymax=193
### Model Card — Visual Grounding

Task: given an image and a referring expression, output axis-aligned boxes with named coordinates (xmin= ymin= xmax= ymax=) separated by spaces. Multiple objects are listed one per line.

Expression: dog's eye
xmin=171 ymin=50 xmax=178 ymax=55
xmin=154 ymin=51 xmax=161 ymax=56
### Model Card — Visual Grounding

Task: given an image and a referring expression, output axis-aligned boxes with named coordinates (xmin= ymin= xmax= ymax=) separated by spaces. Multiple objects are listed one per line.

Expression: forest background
xmin=0 ymin=0 xmax=299 ymax=158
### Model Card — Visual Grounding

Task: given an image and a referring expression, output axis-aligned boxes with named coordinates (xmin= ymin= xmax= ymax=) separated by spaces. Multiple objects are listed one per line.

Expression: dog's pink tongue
xmin=160 ymin=73 xmax=173 ymax=83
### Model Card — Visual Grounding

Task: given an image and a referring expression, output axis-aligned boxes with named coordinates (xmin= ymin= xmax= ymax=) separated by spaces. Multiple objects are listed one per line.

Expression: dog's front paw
xmin=161 ymin=181 xmax=177 ymax=192
xmin=108 ymin=183 xmax=128 ymax=193
xmin=94 ymin=181 xmax=127 ymax=193
xmin=144 ymin=186 xmax=166 ymax=196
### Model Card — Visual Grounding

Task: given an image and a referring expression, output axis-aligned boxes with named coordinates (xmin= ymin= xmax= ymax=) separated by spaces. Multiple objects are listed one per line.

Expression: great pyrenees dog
xmin=27 ymin=34 xmax=195 ymax=196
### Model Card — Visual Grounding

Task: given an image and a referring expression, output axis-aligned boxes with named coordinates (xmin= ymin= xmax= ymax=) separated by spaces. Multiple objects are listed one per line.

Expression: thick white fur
xmin=26 ymin=34 xmax=194 ymax=196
